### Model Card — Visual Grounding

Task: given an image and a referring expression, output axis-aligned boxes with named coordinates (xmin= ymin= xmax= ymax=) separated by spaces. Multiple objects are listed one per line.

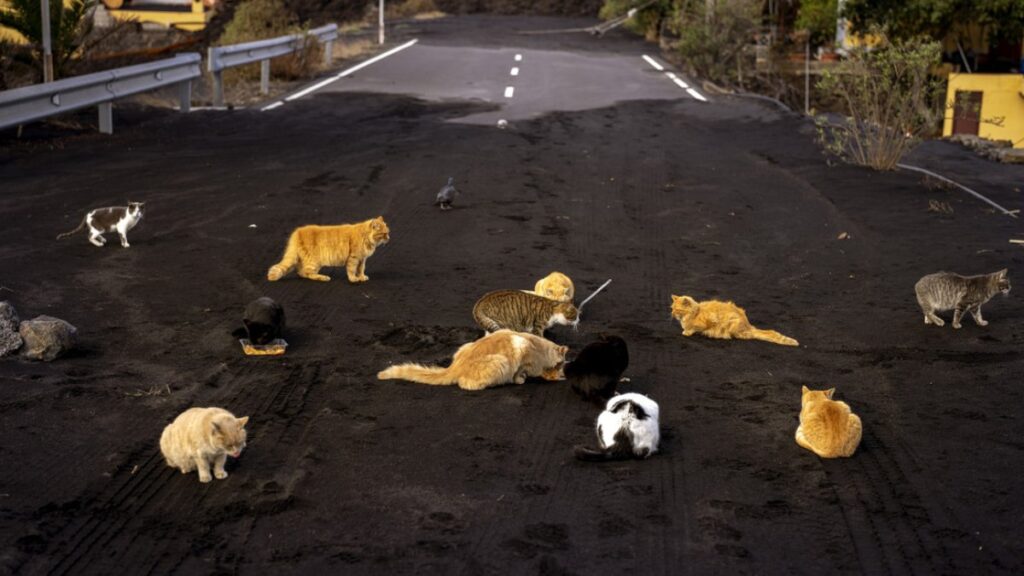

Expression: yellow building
xmin=943 ymin=73 xmax=1024 ymax=148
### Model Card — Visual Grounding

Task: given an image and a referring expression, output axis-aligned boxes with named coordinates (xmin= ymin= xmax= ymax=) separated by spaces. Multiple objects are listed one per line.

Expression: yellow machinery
xmin=102 ymin=0 xmax=212 ymax=32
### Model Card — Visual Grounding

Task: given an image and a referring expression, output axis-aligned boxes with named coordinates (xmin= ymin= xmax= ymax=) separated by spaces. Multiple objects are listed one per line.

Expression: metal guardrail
xmin=0 ymin=53 xmax=201 ymax=135
xmin=208 ymin=24 xmax=338 ymax=107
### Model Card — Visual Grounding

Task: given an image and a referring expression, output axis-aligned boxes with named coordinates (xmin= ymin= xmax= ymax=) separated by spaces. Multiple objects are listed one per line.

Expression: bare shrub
xmin=385 ymin=0 xmax=443 ymax=19
xmin=665 ymin=0 xmax=760 ymax=86
xmin=216 ymin=0 xmax=320 ymax=83
xmin=815 ymin=39 xmax=943 ymax=170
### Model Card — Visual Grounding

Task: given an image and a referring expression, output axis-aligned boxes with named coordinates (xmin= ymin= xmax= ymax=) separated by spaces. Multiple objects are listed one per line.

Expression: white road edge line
xmin=510 ymin=67 xmax=519 ymax=76
xmin=504 ymin=86 xmax=515 ymax=98
xmin=642 ymin=54 xmax=664 ymax=71
xmin=261 ymin=39 xmax=419 ymax=111
xmin=642 ymin=54 xmax=707 ymax=103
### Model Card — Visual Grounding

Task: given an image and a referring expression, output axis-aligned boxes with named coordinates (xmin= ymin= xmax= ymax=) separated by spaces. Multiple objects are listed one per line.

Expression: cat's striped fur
xmin=473 ymin=289 xmax=578 ymax=336
xmin=915 ymin=269 xmax=1010 ymax=328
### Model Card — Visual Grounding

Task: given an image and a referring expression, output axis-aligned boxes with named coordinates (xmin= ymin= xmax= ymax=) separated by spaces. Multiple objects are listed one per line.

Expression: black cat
xmin=233 ymin=297 xmax=285 ymax=345
xmin=565 ymin=334 xmax=628 ymax=402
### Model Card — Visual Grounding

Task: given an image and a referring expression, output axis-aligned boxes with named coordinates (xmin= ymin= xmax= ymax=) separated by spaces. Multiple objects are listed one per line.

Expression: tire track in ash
xmin=834 ymin=425 xmax=1019 ymax=575
xmin=624 ymin=121 xmax=700 ymax=575
xmin=36 ymin=357 xmax=322 ymax=575
xmin=132 ymin=361 xmax=326 ymax=575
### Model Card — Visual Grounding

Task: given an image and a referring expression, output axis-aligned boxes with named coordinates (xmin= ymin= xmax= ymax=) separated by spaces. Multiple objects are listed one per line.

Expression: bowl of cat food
xmin=239 ymin=339 xmax=288 ymax=356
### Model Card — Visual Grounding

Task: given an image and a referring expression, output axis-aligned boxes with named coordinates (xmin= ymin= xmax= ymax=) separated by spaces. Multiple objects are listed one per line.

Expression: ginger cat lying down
xmin=267 ymin=216 xmax=390 ymax=283
xmin=670 ymin=295 xmax=798 ymax=346
xmin=530 ymin=271 xmax=575 ymax=303
xmin=377 ymin=329 xmax=568 ymax=391
xmin=795 ymin=386 xmax=862 ymax=458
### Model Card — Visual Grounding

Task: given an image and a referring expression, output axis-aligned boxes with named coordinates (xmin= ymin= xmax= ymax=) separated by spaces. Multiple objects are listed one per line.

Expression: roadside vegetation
xmin=816 ymin=39 xmax=944 ymax=170
xmin=0 ymin=0 xmax=93 ymax=84
xmin=599 ymin=0 xmax=1024 ymax=170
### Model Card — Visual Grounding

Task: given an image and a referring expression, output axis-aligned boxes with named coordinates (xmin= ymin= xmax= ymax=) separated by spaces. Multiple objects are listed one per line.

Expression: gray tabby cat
xmin=57 ymin=202 xmax=145 ymax=248
xmin=472 ymin=289 xmax=578 ymax=336
xmin=914 ymin=269 xmax=1010 ymax=329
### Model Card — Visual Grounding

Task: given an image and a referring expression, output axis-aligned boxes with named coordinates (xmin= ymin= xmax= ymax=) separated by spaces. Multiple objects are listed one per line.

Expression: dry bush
xmin=666 ymin=0 xmax=760 ymax=86
xmin=815 ymin=38 xmax=943 ymax=170
xmin=385 ymin=0 xmax=442 ymax=19
xmin=216 ymin=0 xmax=321 ymax=83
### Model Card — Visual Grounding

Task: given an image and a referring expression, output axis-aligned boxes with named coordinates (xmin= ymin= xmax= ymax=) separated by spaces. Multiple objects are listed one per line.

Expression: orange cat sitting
xmin=795 ymin=386 xmax=862 ymax=458
xmin=377 ymin=329 xmax=567 ymax=391
xmin=267 ymin=217 xmax=390 ymax=283
xmin=670 ymin=295 xmax=798 ymax=346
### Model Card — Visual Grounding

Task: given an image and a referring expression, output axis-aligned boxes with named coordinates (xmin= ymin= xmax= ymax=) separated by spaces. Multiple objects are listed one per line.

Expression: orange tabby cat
xmin=160 ymin=407 xmax=249 ymax=483
xmin=377 ymin=329 xmax=568 ymax=391
xmin=267 ymin=216 xmax=390 ymax=283
xmin=531 ymin=271 xmax=575 ymax=302
xmin=670 ymin=295 xmax=798 ymax=346
xmin=795 ymin=386 xmax=862 ymax=458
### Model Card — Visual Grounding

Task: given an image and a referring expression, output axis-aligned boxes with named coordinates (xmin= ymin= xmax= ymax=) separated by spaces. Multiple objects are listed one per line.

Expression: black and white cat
xmin=575 ymin=392 xmax=660 ymax=462
xmin=56 ymin=202 xmax=145 ymax=248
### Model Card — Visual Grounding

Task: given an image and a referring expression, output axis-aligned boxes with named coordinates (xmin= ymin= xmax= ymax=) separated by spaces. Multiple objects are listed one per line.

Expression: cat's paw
xmin=199 ymin=474 xmax=213 ymax=483
xmin=952 ymin=322 xmax=962 ymax=329
xmin=214 ymin=470 xmax=228 ymax=480
xmin=977 ymin=319 xmax=989 ymax=326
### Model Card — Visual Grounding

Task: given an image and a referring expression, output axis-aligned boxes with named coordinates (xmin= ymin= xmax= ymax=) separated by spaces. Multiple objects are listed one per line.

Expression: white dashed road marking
xmin=515 ymin=54 xmax=522 ymax=61
xmin=504 ymin=86 xmax=515 ymax=98
xmin=510 ymin=67 xmax=519 ymax=76
xmin=642 ymin=54 xmax=706 ymax=102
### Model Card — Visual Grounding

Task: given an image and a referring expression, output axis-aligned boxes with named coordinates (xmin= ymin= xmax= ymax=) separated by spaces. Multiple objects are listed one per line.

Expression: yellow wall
xmin=943 ymin=73 xmax=1024 ymax=148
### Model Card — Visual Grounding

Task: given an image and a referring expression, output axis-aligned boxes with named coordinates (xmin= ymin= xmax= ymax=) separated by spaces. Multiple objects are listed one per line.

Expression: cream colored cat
xmin=795 ymin=386 xmax=862 ymax=458
xmin=160 ymin=407 xmax=249 ymax=483
xmin=267 ymin=216 xmax=390 ymax=283
xmin=670 ymin=295 xmax=798 ymax=346
xmin=377 ymin=329 xmax=567 ymax=391
xmin=530 ymin=272 xmax=575 ymax=303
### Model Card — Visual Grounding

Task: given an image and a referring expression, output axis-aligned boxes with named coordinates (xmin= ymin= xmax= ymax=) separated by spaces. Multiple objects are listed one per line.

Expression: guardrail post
xmin=178 ymin=80 xmax=192 ymax=113
xmin=260 ymin=59 xmax=270 ymax=95
xmin=323 ymin=39 xmax=333 ymax=67
xmin=212 ymin=70 xmax=224 ymax=107
xmin=98 ymin=102 xmax=113 ymax=134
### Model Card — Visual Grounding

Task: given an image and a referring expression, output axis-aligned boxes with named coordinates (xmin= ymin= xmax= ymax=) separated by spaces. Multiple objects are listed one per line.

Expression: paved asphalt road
xmin=1 ymin=15 xmax=1022 ymax=576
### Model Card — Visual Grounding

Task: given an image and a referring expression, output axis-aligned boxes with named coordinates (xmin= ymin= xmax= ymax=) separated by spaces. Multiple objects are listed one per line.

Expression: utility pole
xmin=40 ymin=0 xmax=54 ymax=82
xmin=378 ymin=0 xmax=385 ymax=45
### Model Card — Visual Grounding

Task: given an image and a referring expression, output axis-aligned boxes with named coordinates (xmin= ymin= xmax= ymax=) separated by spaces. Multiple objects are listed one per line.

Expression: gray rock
xmin=0 ymin=301 xmax=22 ymax=357
xmin=19 ymin=315 xmax=78 ymax=361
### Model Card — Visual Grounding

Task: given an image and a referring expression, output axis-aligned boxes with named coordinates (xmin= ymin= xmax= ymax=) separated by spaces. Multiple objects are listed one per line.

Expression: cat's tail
xmin=573 ymin=445 xmax=634 ymax=462
xmin=745 ymin=327 xmax=799 ymax=347
xmin=56 ymin=216 xmax=87 ymax=240
xmin=267 ymin=234 xmax=299 ymax=281
xmin=377 ymin=363 xmax=456 ymax=386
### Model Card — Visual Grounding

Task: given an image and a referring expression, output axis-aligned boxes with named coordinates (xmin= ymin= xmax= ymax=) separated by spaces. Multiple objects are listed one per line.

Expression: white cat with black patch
xmin=57 ymin=202 xmax=145 ymax=248
xmin=575 ymin=392 xmax=660 ymax=461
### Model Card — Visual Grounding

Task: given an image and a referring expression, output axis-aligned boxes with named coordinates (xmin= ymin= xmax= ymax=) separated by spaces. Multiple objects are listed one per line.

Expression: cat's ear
xmin=801 ymin=385 xmax=810 ymax=395
xmin=825 ymin=388 xmax=835 ymax=399
xmin=237 ymin=416 xmax=249 ymax=428
xmin=557 ymin=345 xmax=568 ymax=357
xmin=998 ymin=269 xmax=1008 ymax=277
xmin=671 ymin=295 xmax=681 ymax=302
xmin=211 ymin=421 xmax=223 ymax=436
xmin=680 ymin=296 xmax=697 ymax=306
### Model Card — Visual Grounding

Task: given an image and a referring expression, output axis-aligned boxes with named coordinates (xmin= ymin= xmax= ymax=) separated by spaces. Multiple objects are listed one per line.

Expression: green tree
xmin=843 ymin=0 xmax=1024 ymax=43
xmin=796 ymin=0 xmax=839 ymax=47
xmin=0 ymin=0 xmax=93 ymax=79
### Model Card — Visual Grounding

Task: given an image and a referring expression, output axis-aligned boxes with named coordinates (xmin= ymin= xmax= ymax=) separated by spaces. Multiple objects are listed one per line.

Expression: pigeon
xmin=435 ymin=176 xmax=458 ymax=210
